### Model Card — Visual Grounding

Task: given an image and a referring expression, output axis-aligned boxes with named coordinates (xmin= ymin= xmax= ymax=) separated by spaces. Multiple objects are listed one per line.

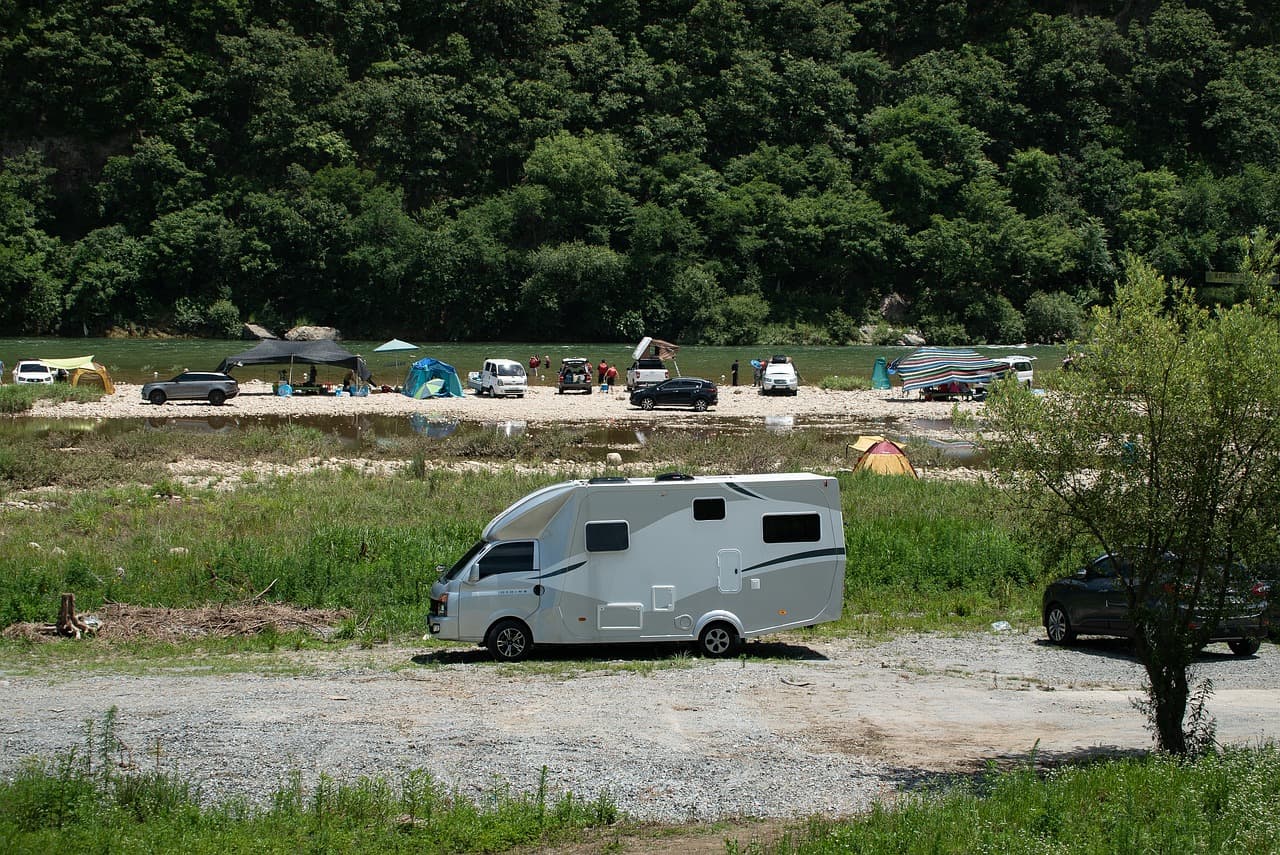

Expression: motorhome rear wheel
xmin=699 ymin=623 xmax=739 ymax=657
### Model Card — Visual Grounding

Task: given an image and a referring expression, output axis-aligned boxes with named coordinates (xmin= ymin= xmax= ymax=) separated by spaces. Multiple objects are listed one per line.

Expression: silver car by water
xmin=141 ymin=371 xmax=239 ymax=405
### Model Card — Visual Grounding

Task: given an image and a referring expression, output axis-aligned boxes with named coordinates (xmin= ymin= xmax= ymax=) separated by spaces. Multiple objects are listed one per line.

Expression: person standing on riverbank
xmin=731 ymin=359 xmax=739 ymax=386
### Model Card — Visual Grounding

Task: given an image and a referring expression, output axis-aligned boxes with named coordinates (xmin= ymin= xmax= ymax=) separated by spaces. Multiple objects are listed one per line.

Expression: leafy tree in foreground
xmin=984 ymin=246 xmax=1280 ymax=754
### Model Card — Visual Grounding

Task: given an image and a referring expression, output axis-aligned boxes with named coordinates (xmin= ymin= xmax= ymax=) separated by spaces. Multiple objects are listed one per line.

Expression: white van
xmin=994 ymin=355 xmax=1035 ymax=387
xmin=427 ymin=472 xmax=846 ymax=660
xmin=476 ymin=358 xmax=527 ymax=397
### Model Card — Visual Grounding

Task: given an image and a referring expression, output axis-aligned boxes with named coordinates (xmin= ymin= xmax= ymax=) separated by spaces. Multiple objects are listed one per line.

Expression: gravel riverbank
xmin=2 ymin=631 xmax=1276 ymax=822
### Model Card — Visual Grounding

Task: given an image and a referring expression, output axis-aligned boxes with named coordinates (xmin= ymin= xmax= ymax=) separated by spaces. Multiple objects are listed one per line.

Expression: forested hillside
xmin=2 ymin=1 xmax=1278 ymax=343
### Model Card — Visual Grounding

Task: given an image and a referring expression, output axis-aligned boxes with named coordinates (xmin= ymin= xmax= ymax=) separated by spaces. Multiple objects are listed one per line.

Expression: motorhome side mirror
xmin=467 ymin=565 xmax=480 ymax=584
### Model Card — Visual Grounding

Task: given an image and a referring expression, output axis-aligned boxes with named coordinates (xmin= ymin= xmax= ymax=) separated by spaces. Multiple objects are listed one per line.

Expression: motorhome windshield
xmin=443 ymin=541 xmax=486 ymax=580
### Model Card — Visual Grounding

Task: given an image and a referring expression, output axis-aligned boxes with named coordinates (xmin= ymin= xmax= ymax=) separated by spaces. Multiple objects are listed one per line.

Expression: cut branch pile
xmin=3 ymin=598 xmax=352 ymax=643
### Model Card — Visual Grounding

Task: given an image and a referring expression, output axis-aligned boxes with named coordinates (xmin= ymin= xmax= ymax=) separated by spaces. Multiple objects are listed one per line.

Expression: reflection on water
xmin=495 ymin=420 xmax=526 ymax=438
xmin=408 ymin=414 xmax=458 ymax=439
xmin=764 ymin=414 xmax=795 ymax=433
xmin=923 ymin=438 xmax=985 ymax=462
xmin=146 ymin=417 xmax=238 ymax=434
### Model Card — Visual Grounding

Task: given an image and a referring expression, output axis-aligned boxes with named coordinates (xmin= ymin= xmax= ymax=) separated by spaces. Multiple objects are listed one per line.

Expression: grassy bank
xmin=0 ymin=427 xmax=1044 ymax=639
xmin=3 ymin=731 xmax=1274 ymax=853
xmin=753 ymin=747 xmax=1280 ymax=854
xmin=0 ymin=711 xmax=618 ymax=854
xmin=0 ymin=383 xmax=102 ymax=414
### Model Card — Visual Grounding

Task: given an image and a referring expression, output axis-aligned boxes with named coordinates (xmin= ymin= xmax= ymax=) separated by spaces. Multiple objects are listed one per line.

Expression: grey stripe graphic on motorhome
xmin=726 ymin=482 xmax=767 ymax=500
xmin=743 ymin=547 xmax=846 ymax=575
xmin=541 ymin=560 xmax=587 ymax=579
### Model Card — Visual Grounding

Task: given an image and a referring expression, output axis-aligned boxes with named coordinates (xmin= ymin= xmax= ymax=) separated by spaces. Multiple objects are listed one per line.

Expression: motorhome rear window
xmin=477 ymin=541 xmax=535 ymax=578
xmin=762 ymin=513 xmax=821 ymax=543
xmin=585 ymin=521 xmax=629 ymax=552
xmin=693 ymin=498 xmax=726 ymax=520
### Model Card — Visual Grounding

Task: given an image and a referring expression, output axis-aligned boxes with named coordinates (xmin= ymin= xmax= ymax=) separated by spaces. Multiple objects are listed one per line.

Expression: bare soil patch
xmin=2 ymin=601 xmax=350 ymax=642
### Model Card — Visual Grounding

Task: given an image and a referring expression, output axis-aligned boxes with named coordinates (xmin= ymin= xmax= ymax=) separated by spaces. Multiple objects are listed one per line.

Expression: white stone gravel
xmin=1 ymin=631 xmax=1276 ymax=822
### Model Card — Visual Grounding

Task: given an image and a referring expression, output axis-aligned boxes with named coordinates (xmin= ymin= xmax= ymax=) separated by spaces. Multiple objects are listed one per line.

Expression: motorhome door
xmin=718 ymin=548 xmax=742 ymax=593
xmin=456 ymin=540 xmax=541 ymax=640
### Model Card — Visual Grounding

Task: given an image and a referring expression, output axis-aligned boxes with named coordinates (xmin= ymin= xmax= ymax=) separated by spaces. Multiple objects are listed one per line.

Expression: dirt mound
xmin=2 ymin=601 xmax=352 ymax=642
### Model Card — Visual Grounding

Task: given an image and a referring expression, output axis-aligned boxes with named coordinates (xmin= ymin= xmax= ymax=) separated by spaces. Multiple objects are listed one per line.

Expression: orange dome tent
xmin=852 ymin=438 xmax=917 ymax=478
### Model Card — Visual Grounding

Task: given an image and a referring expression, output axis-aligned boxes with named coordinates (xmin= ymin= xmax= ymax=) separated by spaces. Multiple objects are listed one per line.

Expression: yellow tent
xmin=852 ymin=438 xmax=917 ymax=478
xmin=847 ymin=434 xmax=887 ymax=456
xmin=40 ymin=356 xmax=116 ymax=395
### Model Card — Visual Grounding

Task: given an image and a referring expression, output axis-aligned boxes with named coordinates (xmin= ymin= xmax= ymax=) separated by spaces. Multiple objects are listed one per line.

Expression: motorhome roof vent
xmin=655 ymin=472 xmax=695 ymax=481
xmin=588 ymin=476 xmax=629 ymax=484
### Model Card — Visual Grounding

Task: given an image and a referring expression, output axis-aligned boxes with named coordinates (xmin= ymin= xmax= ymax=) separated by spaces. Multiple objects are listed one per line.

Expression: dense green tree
xmin=0 ymin=151 xmax=65 ymax=333
xmin=1204 ymin=47 xmax=1280 ymax=169
xmin=986 ymin=252 xmax=1280 ymax=754
xmin=1 ymin=0 xmax=1279 ymax=340
xmin=64 ymin=226 xmax=147 ymax=333
xmin=1022 ymin=289 xmax=1087 ymax=343
xmin=1129 ymin=2 xmax=1228 ymax=164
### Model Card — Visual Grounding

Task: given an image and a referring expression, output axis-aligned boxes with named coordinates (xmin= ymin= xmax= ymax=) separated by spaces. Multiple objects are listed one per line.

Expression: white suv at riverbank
xmin=13 ymin=360 xmax=55 ymax=384
xmin=761 ymin=359 xmax=799 ymax=395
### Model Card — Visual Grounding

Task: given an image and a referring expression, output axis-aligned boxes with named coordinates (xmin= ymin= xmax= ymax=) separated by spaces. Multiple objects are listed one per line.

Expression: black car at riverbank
xmin=1042 ymin=551 xmax=1268 ymax=656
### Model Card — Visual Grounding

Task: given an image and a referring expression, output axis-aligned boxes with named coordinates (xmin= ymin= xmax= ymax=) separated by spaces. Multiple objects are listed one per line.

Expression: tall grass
xmin=837 ymin=472 xmax=1050 ymax=630
xmin=1 ymin=458 xmax=1049 ymax=636
xmin=0 ymin=383 xmax=103 ymax=414
xmin=746 ymin=747 xmax=1280 ymax=854
xmin=0 ymin=709 xmax=618 ymax=853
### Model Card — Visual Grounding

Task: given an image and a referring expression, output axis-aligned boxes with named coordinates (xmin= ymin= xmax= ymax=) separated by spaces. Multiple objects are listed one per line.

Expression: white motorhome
xmin=427 ymin=472 xmax=846 ymax=660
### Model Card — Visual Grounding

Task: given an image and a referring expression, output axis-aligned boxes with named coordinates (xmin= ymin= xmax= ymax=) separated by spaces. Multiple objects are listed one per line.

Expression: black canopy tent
xmin=217 ymin=340 xmax=372 ymax=382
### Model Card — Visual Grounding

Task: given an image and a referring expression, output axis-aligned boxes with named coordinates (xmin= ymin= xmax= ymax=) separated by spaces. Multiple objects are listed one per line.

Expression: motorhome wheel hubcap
xmin=497 ymin=628 xmax=525 ymax=657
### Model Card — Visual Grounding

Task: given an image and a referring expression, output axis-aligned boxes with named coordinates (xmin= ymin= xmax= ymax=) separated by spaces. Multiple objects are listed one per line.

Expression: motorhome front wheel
xmin=487 ymin=619 xmax=532 ymax=662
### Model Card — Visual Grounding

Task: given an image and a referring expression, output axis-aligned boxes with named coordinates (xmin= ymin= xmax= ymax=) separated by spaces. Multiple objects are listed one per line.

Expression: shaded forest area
xmin=2 ymin=1 xmax=1278 ymax=344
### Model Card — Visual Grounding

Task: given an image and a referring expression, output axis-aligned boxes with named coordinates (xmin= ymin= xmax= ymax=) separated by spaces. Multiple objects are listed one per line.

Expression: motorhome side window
xmin=693 ymin=498 xmax=726 ymax=521
xmin=585 ymin=521 xmax=629 ymax=552
xmin=762 ymin=513 xmax=821 ymax=543
xmin=476 ymin=541 xmax=535 ymax=578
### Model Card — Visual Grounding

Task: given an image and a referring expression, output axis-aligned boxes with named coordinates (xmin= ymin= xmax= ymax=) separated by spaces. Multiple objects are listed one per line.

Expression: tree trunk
xmin=57 ymin=592 xmax=89 ymax=638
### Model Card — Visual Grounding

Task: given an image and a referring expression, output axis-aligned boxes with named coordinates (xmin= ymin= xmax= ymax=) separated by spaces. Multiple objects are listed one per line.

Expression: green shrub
xmin=206 ymin=299 xmax=242 ymax=338
xmin=817 ymin=375 xmax=871 ymax=391
xmin=1024 ymin=290 xmax=1087 ymax=343
xmin=0 ymin=384 xmax=102 ymax=413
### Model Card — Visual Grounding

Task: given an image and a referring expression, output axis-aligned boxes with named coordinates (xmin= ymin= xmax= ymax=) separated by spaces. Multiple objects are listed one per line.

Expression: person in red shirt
xmin=529 ymin=355 xmax=540 ymax=377
xmin=597 ymin=360 xmax=608 ymax=384
xmin=604 ymin=364 xmax=618 ymax=388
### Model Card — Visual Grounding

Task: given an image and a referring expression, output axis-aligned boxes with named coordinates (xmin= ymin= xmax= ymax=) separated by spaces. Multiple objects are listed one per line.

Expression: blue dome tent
xmin=403 ymin=357 xmax=464 ymax=398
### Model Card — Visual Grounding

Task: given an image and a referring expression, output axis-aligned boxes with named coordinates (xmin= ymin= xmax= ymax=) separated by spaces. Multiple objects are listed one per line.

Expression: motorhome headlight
xmin=431 ymin=591 xmax=449 ymax=616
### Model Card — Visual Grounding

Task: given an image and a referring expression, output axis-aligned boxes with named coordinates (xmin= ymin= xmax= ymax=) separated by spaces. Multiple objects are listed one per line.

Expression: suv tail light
xmin=1251 ymin=581 xmax=1271 ymax=599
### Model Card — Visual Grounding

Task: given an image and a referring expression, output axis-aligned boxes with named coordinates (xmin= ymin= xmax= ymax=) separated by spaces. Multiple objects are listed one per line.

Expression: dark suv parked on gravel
xmin=1042 ymin=551 xmax=1268 ymax=656
xmin=629 ymin=378 xmax=718 ymax=411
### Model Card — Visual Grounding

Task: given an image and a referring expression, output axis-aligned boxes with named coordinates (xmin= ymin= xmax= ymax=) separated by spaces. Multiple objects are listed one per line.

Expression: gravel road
xmin=2 ymin=631 xmax=1277 ymax=822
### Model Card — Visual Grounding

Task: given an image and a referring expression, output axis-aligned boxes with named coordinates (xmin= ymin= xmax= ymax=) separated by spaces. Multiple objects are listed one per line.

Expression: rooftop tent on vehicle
xmin=632 ymin=336 xmax=681 ymax=376
xmin=403 ymin=357 xmax=464 ymax=398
